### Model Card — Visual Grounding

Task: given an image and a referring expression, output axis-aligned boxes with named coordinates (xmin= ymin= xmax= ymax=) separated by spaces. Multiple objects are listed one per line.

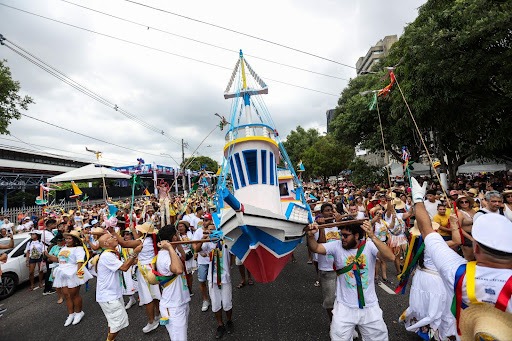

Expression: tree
xmin=332 ymin=0 xmax=512 ymax=181
xmin=181 ymin=155 xmax=218 ymax=172
xmin=0 ymin=60 xmax=33 ymax=134
xmin=347 ymin=158 xmax=386 ymax=188
xmin=282 ymin=126 xmax=320 ymax=166
xmin=301 ymin=135 xmax=354 ymax=180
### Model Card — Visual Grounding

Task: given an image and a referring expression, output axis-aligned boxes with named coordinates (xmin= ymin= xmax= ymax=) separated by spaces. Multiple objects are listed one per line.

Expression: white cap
xmin=90 ymin=219 xmax=98 ymax=225
xmin=30 ymin=230 xmax=42 ymax=235
xmin=473 ymin=214 xmax=512 ymax=253
xmin=83 ymin=223 xmax=91 ymax=229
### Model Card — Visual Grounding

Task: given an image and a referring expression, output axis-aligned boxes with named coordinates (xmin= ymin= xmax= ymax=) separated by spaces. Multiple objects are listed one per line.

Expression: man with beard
xmin=307 ymin=220 xmax=395 ymax=341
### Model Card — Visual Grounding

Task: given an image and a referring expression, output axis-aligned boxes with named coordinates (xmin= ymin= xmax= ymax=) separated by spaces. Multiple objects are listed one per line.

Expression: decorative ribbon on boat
xmin=210 ymin=242 xmax=223 ymax=289
xmin=336 ymin=240 xmax=366 ymax=309
xmin=395 ymin=235 xmax=424 ymax=294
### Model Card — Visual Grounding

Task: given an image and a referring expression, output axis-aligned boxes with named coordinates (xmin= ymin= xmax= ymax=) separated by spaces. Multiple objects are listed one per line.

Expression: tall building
xmin=356 ymin=35 xmax=398 ymax=75
xmin=326 ymin=108 xmax=336 ymax=132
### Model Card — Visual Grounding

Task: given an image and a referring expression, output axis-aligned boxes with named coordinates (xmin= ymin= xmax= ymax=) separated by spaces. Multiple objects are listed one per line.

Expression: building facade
xmin=356 ymin=35 xmax=398 ymax=75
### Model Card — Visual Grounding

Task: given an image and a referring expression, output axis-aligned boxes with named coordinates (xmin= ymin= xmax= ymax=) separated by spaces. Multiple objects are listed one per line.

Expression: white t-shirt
xmin=193 ymin=228 xmax=210 ymax=265
xmin=16 ymin=221 xmax=33 ymax=232
xmin=324 ymin=239 xmax=379 ymax=308
xmin=374 ymin=220 xmax=389 ymax=242
xmin=203 ymin=241 xmax=231 ymax=285
xmin=41 ymin=230 xmax=54 ymax=248
xmin=25 ymin=240 xmax=44 ymax=259
xmin=138 ymin=236 xmax=156 ymax=265
xmin=425 ymin=232 xmax=512 ymax=312
xmin=96 ymin=251 xmax=123 ymax=303
xmin=424 ymin=200 xmax=441 ymax=219
xmin=184 ymin=214 xmax=201 ymax=230
xmin=315 ymin=227 xmax=340 ymax=271
xmin=355 ymin=212 xmax=366 ymax=220
xmin=156 ymin=249 xmax=191 ymax=308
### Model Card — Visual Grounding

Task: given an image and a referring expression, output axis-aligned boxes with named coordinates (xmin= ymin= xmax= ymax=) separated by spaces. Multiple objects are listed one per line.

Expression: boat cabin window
xmin=261 ymin=150 xmax=267 ymax=184
xmin=279 ymin=183 xmax=289 ymax=196
xmin=242 ymin=150 xmax=258 ymax=185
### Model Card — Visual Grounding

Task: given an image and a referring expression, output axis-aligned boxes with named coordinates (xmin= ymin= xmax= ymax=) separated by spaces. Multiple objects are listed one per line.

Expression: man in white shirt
xmin=155 ymin=225 xmax=190 ymax=340
xmin=184 ymin=207 xmax=203 ymax=232
xmin=194 ymin=222 xmax=234 ymax=339
xmin=16 ymin=217 xmax=33 ymax=233
xmin=473 ymin=190 xmax=504 ymax=221
xmin=96 ymin=233 xmax=142 ymax=341
xmin=307 ymin=220 xmax=395 ymax=341
xmin=423 ymin=190 xmax=441 ymax=219
xmin=411 ymin=177 xmax=512 ymax=337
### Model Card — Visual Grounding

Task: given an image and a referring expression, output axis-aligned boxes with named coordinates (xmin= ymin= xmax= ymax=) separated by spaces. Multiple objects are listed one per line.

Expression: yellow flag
xmin=144 ymin=188 xmax=150 ymax=196
xmin=71 ymin=181 xmax=83 ymax=195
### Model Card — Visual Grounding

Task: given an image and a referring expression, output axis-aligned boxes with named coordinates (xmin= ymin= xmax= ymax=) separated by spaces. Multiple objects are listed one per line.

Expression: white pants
xmin=208 ymin=282 xmax=232 ymax=313
xmin=136 ymin=264 xmax=162 ymax=305
xmin=160 ymin=303 xmax=189 ymax=341
xmin=160 ymin=197 xmax=170 ymax=226
xmin=330 ymin=301 xmax=388 ymax=341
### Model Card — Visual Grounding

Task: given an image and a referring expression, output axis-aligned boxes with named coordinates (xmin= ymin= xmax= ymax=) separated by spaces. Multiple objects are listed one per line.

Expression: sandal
xmin=248 ymin=279 xmax=254 ymax=285
xmin=236 ymin=282 xmax=246 ymax=289
xmin=57 ymin=298 xmax=64 ymax=304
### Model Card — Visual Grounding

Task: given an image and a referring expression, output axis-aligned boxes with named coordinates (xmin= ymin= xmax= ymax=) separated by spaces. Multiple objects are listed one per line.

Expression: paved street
xmin=0 ymin=244 xmax=421 ymax=340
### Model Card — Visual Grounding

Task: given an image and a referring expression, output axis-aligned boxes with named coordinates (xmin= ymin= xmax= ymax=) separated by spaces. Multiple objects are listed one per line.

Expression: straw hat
xmin=503 ymin=189 xmax=512 ymax=196
xmin=409 ymin=220 xmax=440 ymax=236
xmin=393 ymin=198 xmax=406 ymax=211
xmin=460 ymin=303 xmax=512 ymax=341
xmin=135 ymin=222 xmax=156 ymax=234
xmin=467 ymin=188 xmax=478 ymax=196
xmin=177 ymin=220 xmax=190 ymax=229
xmin=90 ymin=227 xmax=106 ymax=236
xmin=63 ymin=229 xmax=82 ymax=241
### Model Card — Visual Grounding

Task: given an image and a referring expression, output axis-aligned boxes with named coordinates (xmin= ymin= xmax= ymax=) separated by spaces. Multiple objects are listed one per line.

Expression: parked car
xmin=0 ymin=233 xmax=40 ymax=299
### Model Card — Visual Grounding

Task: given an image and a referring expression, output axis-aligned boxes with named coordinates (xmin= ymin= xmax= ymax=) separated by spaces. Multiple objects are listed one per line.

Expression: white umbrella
xmin=47 ymin=164 xmax=131 ymax=182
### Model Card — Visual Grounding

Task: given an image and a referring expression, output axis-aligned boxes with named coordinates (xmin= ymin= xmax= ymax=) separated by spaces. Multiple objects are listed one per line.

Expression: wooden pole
xmin=303 ymin=219 xmax=368 ymax=231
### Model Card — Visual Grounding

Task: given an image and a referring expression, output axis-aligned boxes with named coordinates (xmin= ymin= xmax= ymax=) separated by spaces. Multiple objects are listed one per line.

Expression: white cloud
xmin=0 ymin=0 xmax=426 ymax=167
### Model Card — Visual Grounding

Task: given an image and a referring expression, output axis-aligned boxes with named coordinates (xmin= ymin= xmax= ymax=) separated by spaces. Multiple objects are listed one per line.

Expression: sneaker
xmin=0 ymin=307 xmax=7 ymax=314
xmin=142 ymin=320 xmax=159 ymax=333
xmin=43 ymin=289 xmax=56 ymax=296
xmin=125 ymin=296 xmax=137 ymax=309
xmin=314 ymin=281 xmax=320 ymax=287
xmin=226 ymin=320 xmax=234 ymax=334
xmin=72 ymin=311 xmax=85 ymax=325
xmin=215 ymin=325 xmax=226 ymax=339
xmin=64 ymin=313 xmax=75 ymax=327
xmin=201 ymin=300 xmax=210 ymax=312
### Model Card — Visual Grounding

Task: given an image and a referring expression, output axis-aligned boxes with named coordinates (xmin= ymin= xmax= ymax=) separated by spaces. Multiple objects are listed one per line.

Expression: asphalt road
xmin=0 ymin=244 xmax=422 ymax=340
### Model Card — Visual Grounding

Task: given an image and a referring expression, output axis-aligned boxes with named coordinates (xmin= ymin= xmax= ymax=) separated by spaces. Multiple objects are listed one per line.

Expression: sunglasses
xmin=340 ymin=233 xmax=353 ymax=239
xmin=506 ymin=195 xmax=512 ymax=198
xmin=459 ymin=201 xmax=469 ymax=204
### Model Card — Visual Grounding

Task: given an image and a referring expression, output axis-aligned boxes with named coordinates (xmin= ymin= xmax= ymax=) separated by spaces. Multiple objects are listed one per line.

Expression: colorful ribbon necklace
xmin=336 ymin=240 xmax=366 ymax=309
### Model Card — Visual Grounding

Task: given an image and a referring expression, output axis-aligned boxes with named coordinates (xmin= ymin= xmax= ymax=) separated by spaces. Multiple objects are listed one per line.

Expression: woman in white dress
xmin=400 ymin=218 xmax=461 ymax=340
xmin=45 ymin=230 xmax=92 ymax=327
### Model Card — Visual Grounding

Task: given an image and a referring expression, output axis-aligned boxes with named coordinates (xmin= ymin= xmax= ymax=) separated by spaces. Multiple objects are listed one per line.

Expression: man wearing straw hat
xmin=411 ymin=177 xmax=512 ymax=339
xmin=307 ymin=220 xmax=395 ymax=340
xmin=95 ymin=233 xmax=143 ymax=341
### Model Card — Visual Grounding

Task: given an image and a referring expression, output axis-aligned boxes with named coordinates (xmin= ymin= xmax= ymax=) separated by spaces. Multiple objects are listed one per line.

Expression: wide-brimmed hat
xmin=467 ymin=188 xmax=478 ymax=196
xmin=502 ymin=189 xmax=512 ymax=196
xmin=460 ymin=303 xmax=512 ymax=341
xmin=30 ymin=230 xmax=42 ymax=235
xmin=409 ymin=220 xmax=440 ymax=236
xmin=393 ymin=198 xmax=406 ymax=211
xmin=177 ymin=220 xmax=190 ymax=229
xmin=63 ymin=230 xmax=82 ymax=241
xmin=90 ymin=227 xmax=105 ymax=236
xmin=135 ymin=222 xmax=156 ymax=234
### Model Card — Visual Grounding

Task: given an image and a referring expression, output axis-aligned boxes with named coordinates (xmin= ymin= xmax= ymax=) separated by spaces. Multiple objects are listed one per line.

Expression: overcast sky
xmin=0 ymin=0 xmax=426 ymax=168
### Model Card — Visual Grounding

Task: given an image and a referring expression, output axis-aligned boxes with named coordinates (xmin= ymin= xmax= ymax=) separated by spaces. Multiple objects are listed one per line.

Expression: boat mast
xmin=239 ymin=50 xmax=254 ymax=126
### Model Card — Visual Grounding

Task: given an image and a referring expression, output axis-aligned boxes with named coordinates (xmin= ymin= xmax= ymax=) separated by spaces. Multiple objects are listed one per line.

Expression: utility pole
xmin=182 ymin=139 xmax=187 ymax=192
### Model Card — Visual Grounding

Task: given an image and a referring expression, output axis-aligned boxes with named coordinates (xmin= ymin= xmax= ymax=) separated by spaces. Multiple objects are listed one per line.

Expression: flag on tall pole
xmin=368 ymin=92 xmax=377 ymax=111
xmin=378 ymin=71 xmax=396 ymax=97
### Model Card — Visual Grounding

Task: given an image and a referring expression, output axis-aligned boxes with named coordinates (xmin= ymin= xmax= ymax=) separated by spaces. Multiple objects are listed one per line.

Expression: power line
xmin=60 ymin=0 xmax=350 ymax=81
xmin=122 ymin=0 xmax=357 ymax=70
xmin=1 ymin=37 xmax=182 ymax=146
xmin=19 ymin=112 xmax=167 ymax=158
xmin=0 ymin=3 xmax=340 ymax=97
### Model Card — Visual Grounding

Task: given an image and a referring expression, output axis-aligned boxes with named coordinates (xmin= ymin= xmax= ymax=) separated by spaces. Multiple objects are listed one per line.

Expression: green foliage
xmin=0 ymin=60 xmax=33 ymax=134
xmin=181 ymin=155 xmax=219 ymax=172
xmin=301 ymin=135 xmax=354 ymax=180
xmin=282 ymin=126 xmax=320 ymax=166
xmin=348 ymin=158 xmax=386 ymax=188
xmin=332 ymin=0 xmax=512 ymax=181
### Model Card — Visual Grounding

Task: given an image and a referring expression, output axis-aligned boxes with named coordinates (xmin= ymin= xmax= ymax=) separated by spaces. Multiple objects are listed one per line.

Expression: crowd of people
xmin=0 ymin=172 xmax=511 ymax=340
